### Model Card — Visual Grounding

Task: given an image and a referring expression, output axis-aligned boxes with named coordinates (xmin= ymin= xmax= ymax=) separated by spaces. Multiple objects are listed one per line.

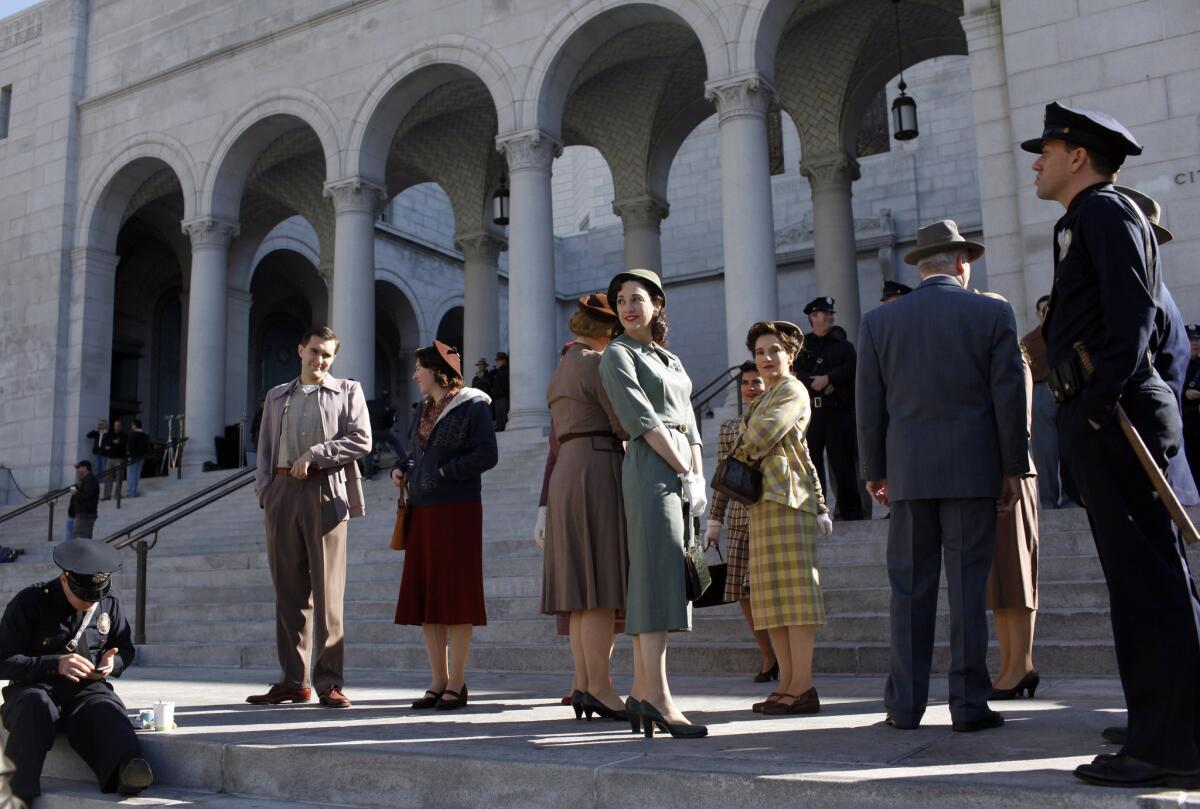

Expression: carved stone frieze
xmin=704 ymin=74 xmax=776 ymax=122
xmin=323 ymin=177 xmax=388 ymax=215
xmin=181 ymin=217 xmax=239 ymax=250
xmin=496 ymin=130 xmax=563 ymax=174
xmin=0 ymin=10 xmax=42 ymax=54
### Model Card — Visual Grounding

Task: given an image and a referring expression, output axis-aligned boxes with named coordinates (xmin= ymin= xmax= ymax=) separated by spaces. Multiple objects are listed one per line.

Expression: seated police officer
xmin=0 ymin=541 xmax=152 ymax=805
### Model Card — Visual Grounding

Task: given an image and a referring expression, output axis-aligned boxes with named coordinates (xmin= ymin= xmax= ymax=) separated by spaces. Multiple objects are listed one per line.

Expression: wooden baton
xmin=1073 ymin=341 xmax=1200 ymax=545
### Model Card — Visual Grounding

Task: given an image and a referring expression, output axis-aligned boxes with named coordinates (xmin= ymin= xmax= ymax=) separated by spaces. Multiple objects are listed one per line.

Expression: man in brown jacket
xmin=247 ymin=326 xmax=371 ymax=708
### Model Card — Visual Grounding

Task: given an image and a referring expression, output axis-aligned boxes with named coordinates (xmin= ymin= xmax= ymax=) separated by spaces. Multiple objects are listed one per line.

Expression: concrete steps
xmin=2 ymin=427 xmax=1197 ymax=680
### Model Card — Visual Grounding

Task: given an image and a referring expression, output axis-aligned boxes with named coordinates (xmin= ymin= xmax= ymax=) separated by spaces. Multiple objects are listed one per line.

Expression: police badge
xmin=97 ymin=613 xmax=111 ymax=635
xmin=1057 ymin=228 xmax=1073 ymax=257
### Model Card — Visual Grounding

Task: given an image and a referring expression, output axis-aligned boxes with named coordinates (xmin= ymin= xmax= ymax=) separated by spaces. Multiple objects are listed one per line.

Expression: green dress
xmin=599 ymin=334 xmax=701 ymax=635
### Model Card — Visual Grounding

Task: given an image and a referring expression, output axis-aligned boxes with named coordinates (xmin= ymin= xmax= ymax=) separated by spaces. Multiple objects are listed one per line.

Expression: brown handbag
xmin=710 ymin=431 xmax=762 ymax=505
xmin=389 ymin=495 xmax=411 ymax=551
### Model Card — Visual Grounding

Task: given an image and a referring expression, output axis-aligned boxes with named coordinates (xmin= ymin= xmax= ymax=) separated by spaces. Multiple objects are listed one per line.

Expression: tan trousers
xmin=263 ymin=473 xmax=348 ymax=691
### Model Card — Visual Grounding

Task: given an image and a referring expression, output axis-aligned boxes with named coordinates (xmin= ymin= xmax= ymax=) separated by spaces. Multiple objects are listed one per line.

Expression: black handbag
xmin=710 ymin=430 xmax=762 ymax=505
xmin=683 ymin=518 xmax=712 ymax=602
xmin=692 ymin=547 xmax=731 ymax=608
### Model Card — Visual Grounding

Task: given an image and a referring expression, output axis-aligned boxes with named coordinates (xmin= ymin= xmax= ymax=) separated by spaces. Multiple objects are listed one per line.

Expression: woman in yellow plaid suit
xmin=734 ymin=321 xmax=834 ymax=716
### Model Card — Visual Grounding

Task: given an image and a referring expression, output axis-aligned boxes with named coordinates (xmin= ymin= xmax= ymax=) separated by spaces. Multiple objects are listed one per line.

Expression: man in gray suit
xmin=856 ymin=220 xmax=1028 ymax=732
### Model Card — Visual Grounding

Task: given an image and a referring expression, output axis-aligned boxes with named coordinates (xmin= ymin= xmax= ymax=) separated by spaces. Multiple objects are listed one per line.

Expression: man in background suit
xmin=856 ymin=219 xmax=1028 ymax=732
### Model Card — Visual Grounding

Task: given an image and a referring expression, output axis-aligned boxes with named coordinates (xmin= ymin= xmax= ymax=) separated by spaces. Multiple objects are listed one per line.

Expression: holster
xmin=1046 ymin=355 xmax=1089 ymax=403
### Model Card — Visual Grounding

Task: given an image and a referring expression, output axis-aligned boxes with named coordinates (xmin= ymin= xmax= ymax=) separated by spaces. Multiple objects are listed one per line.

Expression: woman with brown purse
xmin=736 ymin=321 xmax=833 ymax=716
xmin=392 ymin=341 xmax=498 ymax=711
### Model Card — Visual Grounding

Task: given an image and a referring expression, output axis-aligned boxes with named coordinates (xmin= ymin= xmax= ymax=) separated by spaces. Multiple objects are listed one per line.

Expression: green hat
xmin=1115 ymin=186 xmax=1172 ymax=245
xmin=606 ymin=269 xmax=665 ymax=310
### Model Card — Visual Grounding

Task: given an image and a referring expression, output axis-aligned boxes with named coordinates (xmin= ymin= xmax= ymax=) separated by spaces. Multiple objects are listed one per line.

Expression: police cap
xmin=803 ymin=296 xmax=835 ymax=315
xmin=53 ymin=540 xmax=122 ymax=602
xmin=1187 ymin=324 xmax=1200 ymax=340
xmin=880 ymin=280 xmax=913 ymax=301
xmin=1020 ymin=102 xmax=1142 ymax=167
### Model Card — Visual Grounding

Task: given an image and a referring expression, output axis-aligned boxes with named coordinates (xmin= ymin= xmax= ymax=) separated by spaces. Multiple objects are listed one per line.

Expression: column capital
xmin=70 ymin=247 xmax=119 ymax=271
xmin=705 ymin=72 xmax=776 ymax=122
xmin=496 ymin=129 xmax=563 ymax=174
xmin=323 ymin=176 xmax=388 ymax=215
xmin=455 ymin=230 xmax=507 ymax=262
xmin=959 ymin=5 xmax=1001 ymax=44
xmin=612 ymin=195 xmax=670 ymax=229
xmin=182 ymin=217 xmax=239 ymax=249
xmin=800 ymin=152 xmax=861 ymax=188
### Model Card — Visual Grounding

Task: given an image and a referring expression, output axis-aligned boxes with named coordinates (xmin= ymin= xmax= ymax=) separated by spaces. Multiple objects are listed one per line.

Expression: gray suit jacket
xmin=855 ymin=275 xmax=1029 ymax=501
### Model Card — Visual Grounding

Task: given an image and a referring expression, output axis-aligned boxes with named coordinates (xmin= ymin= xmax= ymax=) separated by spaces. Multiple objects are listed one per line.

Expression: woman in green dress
xmin=599 ymin=268 xmax=708 ymax=740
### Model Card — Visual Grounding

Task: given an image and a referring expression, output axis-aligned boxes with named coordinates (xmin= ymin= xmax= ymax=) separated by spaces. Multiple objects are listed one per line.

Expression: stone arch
xmin=200 ymin=90 xmax=343 ymax=223
xmin=375 ymin=266 xmax=432 ymax=344
xmin=76 ymin=134 xmax=199 ymax=252
xmin=734 ymin=0 xmax=806 ymax=79
xmin=348 ymin=39 xmax=517 ymax=184
xmin=645 ymin=95 xmax=718 ymax=202
xmin=251 ymin=231 xmax=322 ymax=285
xmin=523 ymin=0 xmax=726 ymax=136
xmin=431 ymin=293 xmax=465 ymax=342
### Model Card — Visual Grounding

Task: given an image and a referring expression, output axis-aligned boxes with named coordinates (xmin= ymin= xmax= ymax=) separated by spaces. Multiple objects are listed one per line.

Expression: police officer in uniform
xmin=1183 ymin=324 xmax=1200 ymax=483
xmin=1027 ymin=102 xmax=1200 ymax=788
xmin=794 ymin=296 xmax=863 ymax=520
xmin=0 ymin=541 xmax=152 ymax=804
xmin=880 ymin=280 xmax=912 ymax=304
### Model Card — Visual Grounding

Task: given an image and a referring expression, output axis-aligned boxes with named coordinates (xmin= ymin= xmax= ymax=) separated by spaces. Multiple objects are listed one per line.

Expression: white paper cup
xmin=153 ymin=701 xmax=175 ymax=731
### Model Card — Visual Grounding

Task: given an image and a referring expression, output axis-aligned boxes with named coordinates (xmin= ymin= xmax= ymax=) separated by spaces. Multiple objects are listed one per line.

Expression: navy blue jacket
xmin=394 ymin=388 xmax=498 ymax=507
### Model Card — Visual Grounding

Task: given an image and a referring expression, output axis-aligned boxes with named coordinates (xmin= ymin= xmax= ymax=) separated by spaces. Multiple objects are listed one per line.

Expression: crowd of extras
xmin=6 ymin=102 xmax=1200 ymax=807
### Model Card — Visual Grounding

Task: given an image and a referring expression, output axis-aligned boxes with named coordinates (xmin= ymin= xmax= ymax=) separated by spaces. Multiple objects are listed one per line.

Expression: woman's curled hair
xmin=745 ymin=320 xmax=804 ymax=356
xmin=612 ymin=293 xmax=669 ymax=347
xmin=415 ymin=345 xmax=462 ymax=390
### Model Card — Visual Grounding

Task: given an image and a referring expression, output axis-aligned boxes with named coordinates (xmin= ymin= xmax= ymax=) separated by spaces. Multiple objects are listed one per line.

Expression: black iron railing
xmin=691 ymin=366 xmax=744 ymax=441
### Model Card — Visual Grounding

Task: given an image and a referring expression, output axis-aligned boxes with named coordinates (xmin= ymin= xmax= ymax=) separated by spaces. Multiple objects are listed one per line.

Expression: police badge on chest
xmin=96 ymin=613 xmax=111 ymax=635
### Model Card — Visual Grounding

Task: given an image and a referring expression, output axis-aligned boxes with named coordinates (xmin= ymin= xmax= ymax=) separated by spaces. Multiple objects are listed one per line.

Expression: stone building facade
xmin=0 ymin=0 xmax=1197 ymax=500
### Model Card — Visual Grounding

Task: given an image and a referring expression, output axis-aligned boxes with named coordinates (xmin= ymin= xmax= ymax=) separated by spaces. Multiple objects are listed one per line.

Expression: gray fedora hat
xmin=1115 ymin=186 xmax=1172 ymax=245
xmin=903 ymin=219 xmax=985 ymax=266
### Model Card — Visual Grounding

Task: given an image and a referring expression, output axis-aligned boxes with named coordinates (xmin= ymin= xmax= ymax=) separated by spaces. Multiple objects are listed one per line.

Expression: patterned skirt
xmin=722 ymin=500 xmax=751 ymax=603
xmin=747 ymin=500 xmax=825 ymax=629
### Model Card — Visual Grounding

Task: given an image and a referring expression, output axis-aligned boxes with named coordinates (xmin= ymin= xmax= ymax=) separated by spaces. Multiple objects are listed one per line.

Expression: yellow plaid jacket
xmin=733 ymin=375 xmax=827 ymax=515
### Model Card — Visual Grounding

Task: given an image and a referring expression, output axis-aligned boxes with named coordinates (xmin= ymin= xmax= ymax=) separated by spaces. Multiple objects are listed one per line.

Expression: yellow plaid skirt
xmin=747 ymin=500 xmax=825 ymax=629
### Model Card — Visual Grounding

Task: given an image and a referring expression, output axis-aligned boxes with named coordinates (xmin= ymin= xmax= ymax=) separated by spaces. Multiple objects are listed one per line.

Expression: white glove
xmin=534 ymin=506 xmax=547 ymax=548
xmin=816 ymin=512 xmax=833 ymax=539
xmin=704 ymin=519 xmax=722 ymax=549
xmin=680 ymin=472 xmax=708 ymax=517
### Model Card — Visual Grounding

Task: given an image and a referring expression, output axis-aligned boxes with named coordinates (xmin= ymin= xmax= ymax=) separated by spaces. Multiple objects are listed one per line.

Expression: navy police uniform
xmin=795 ymin=296 xmax=863 ymax=520
xmin=0 ymin=542 xmax=148 ymax=803
xmin=880 ymin=280 xmax=912 ymax=303
xmin=1028 ymin=103 xmax=1200 ymax=784
xmin=1184 ymin=324 xmax=1200 ymax=483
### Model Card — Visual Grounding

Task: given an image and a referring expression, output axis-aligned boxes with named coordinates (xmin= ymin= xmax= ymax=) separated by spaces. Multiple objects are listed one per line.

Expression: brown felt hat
xmin=433 ymin=340 xmax=462 ymax=378
xmin=903 ymin=219 xmax=985 ymax=265
xmin=607 ymin=269 xmax=665 ymax=308
xmin=1115 ymin=186 xmax=1172 ymax=245
xmin=577 ymin=292 xmax=617 ymax=321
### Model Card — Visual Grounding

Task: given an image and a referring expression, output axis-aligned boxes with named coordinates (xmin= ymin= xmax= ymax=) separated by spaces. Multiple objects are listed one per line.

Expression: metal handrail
xmin=690 ymin=365 xmax=745 ymax=440
xmin=0 ymin=447 xmax=163 ymax=541
xmin=99 ymin=465 xmax=255 ymax=547
xmin=114 ymin=470 xmax=258 ymax=644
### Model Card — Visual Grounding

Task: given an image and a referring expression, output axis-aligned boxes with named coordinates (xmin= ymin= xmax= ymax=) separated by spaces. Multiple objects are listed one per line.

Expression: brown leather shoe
xmin=319 ymin=685 xmax=352 ymax=708
xmin=246 ymin=683 xmax=312 ymax=705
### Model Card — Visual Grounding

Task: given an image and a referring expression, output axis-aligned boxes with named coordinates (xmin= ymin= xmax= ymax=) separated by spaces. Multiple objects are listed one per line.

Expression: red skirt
xmin=394 ymin=501 xmax=487 ymax=626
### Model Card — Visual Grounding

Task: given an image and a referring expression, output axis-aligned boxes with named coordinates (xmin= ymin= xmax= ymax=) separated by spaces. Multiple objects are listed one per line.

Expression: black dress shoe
xmin=882 ymin=713 xmax=920 ymax=730
xmin=989 ymin=670 xmax=1039 ymax=700
xmin=753 ymin=661 xmax=779 ymax=683
xmin=951 ymin=710 xmax=1004 ymax=732
xmin=571 ymin=689 xmax=585 ymax=720
xmin=411 ymin=689 xmax=444 ymax=709
xmin=625 ymin=697 xmax=642 ymax=734
xmin=639 ymin=702 xmax=707 ymax=739
xmin=1073 ymin=754 xmax=1200 ymax=789
xmin=117 ymin=756 xmax=154 ymax=795
xmin=582 ymin=693 xmax=628 ymax=722
xmin=1101 ymin=725 xmax=1127 ymax=745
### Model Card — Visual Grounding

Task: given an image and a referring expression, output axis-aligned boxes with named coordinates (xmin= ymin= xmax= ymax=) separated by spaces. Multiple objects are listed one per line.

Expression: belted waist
xmin=661 ymin=423 xmax=688 ymax=433
xmin=275 ymin=466 xmax=331 ymax=477
xmin=559 ymin=430 xmax=618 ymax=445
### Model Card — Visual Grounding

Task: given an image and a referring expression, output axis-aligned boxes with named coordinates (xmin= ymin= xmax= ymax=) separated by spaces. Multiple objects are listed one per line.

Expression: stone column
xmin=612 ymin=195 xmax=669 ymax=272
xmin=497 ymin=129 xmax=562 ymax=432
xmin=181 ymin=217 xmax=238 ymax=472
xmin=324 ymin=177 xmax=386 ymax=396
xmin=801 ymin=152 xmax=862 ymax=341
xmin=706 ymin=73 xmax=779 ymax=368
xmin=224 ymin=288 xmax=253 ymax=426
xmin=64 ymin=248 xmax=119 ymax=471
xmin=456 ymin=230 xmax=505 ymax=371
xmin=961 ymin=3 xmax=1030 ymax=326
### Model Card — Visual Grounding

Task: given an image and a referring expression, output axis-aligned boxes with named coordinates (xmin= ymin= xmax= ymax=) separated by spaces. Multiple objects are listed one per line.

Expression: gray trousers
xmin=1031 ymin=382 xmax=1061 ymax=508
xmin=885 ymin=497 xmax=996 ymax=724
xmin=263 ymin=473 xmax=348 ymax=692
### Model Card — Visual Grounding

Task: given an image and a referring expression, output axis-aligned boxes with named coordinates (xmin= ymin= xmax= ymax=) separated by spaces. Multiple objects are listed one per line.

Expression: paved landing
xmin=20 ymin=666 xmax=1200 ymax=808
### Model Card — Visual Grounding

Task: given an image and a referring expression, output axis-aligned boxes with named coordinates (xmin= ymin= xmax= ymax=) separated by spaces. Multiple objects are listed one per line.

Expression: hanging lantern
xmin=492 ymin=174 xmax=510 ymax=226
xmin=891 ymin=0 xmax=919 ymax=142
xmin=892 ymin=80 xmax=919 ymax=141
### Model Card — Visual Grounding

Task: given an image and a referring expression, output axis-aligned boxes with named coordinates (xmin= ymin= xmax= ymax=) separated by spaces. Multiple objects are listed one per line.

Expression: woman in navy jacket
xmin=392 ymin=341 xmax=498 ymax=711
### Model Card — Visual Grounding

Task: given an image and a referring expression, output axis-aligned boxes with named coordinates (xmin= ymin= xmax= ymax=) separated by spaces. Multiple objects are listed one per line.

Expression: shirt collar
xmin=1065 ymin=181 xmax=1112 ymax=216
